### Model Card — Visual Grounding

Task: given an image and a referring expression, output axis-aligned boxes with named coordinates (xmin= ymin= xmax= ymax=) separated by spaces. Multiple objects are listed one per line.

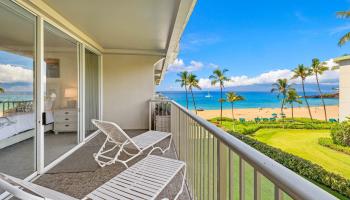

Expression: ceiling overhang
xmin=16 ymin=0 xmax=196 ymax=84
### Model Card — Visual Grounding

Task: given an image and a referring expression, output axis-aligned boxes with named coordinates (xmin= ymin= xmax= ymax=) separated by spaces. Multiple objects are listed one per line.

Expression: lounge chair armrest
xmin=0 ymin=173 xmax=78 ymax=200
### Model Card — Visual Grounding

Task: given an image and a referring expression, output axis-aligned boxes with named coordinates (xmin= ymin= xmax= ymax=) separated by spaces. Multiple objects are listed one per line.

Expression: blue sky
xmin=157 ymin=0 xmax=350 ymax=91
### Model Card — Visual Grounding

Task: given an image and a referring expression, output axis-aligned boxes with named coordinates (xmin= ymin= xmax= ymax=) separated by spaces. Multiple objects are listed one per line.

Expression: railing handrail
xmin=0 ymin=100 xmax=33 ymax=103
xmin=170 ymin=100 xmax=337 ymax=200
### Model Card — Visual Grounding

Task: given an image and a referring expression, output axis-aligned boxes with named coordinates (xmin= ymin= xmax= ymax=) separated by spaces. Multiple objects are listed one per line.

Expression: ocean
xmin=159 ymin=91 xmax=339 ymax=110
xmin=0 ymin=92 xmax=33 ymax=112
xmin=0 ymin=91 xmax=339 ymax=111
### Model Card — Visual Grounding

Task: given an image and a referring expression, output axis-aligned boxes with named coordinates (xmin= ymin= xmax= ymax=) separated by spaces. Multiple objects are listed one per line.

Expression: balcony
xmin=14 ymin=98 xmax=337 ymax=200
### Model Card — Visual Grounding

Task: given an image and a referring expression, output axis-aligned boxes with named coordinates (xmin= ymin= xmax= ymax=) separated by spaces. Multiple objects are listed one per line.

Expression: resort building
xmin=0 ymin=0 xmax=339 ymax=199
xmin=334 ymin=55 xmax=350 ymax=121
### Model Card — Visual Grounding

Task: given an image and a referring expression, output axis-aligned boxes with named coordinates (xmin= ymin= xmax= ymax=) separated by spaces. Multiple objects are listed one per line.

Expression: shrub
xmin=234 ymin=125 xmax=261 ymax=135
xmin=319 ymin=137 xmax=350 ymax=155
xmin=331 ymin=122 xmax=350 ymax=147
xmin=229 ymin=131 xmax=350 ymax=198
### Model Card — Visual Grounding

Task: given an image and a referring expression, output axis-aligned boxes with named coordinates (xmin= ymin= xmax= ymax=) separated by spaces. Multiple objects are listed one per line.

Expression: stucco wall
xmin=102 ymin=54 xmax=161 ymax=129
xmin=339 ymin=65 xmax=350 ymax=121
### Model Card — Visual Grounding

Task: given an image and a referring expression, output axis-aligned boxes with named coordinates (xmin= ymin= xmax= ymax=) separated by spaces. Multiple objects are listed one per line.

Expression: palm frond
xmin=337 ymin=11 xmax=350 ymax=18
xmin=338 ymin=32 xmax=350 ymax=46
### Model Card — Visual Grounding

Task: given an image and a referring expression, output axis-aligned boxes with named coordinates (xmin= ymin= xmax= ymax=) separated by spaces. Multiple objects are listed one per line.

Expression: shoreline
xmin=197 ymin=105 xmax=339 ymax=120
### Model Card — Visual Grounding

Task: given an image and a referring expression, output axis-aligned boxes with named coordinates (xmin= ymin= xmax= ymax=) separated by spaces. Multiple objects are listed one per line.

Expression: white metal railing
xmin=150 ymin=99 xmax=337 ymax=200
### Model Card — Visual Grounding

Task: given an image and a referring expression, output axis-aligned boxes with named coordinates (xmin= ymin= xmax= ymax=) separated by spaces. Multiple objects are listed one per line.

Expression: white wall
xmin=45 ymin=51 xmax=78 ymax=109
xmin=102 ymin=54 xmax=161 ymax=129
xmin=339 ymin=65 xmax=350 ymax=121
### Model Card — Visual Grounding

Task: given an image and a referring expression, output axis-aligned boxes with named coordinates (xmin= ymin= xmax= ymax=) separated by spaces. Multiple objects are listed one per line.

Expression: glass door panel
xmin=43 ymin=22 xmax=79 ymax=166
xmin=85 ymin=49 xmax=99 ymax=137
xmin=0 ymin=0 xmax=36 ymax=179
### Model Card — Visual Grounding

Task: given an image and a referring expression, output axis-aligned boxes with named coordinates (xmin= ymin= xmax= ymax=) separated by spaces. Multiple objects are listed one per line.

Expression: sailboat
xmin=205 ymin=90 xmax=212 ymax=98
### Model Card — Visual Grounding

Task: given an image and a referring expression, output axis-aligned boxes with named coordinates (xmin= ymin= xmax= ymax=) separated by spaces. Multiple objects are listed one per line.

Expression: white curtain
xmin=85 ymin=50 xmax=99 ymax=134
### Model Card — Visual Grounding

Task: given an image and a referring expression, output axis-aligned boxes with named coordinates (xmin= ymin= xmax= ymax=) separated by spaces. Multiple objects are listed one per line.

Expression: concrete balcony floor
xmin=34 ymin=130 xmax=191 ymax=200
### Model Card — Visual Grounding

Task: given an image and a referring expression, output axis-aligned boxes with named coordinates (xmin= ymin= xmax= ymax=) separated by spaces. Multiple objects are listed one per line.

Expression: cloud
xmin=0 ymin=64 xmax=33 ymax=83
xmin=198 ymin=66 xmax=339 ymax=89
xmin=294 ymin=11 xmax=310 ymax=22
xmin=181 ymin=33 xmax=221 ymax=51
xmin=168 ymin=59 xmax=203 ymax=72
xmin=209 ymin=63 xmax=219 ymax=69
xmin=330 ymin=23 xmax=350 ymax=35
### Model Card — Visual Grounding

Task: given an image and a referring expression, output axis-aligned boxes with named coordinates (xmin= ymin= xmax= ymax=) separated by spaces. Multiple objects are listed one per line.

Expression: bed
xmin=0 ymin=98 xmax=55 ymax=149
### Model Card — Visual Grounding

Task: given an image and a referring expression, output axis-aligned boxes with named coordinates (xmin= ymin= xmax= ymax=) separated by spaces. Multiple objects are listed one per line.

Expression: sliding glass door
xmin=43 ymin=22 xmax=79 ymax=166
xmin=0 ymin=0 xmax=36 ymax=178
xmin=0 ymin=0 xmax=101 ymax=184
xmin=85 ymin=49 xmax=99 ymax=137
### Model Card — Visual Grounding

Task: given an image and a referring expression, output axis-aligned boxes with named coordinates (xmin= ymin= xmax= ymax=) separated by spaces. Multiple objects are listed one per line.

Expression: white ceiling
xmin=44 ymin=0 xmax=181 ymax=51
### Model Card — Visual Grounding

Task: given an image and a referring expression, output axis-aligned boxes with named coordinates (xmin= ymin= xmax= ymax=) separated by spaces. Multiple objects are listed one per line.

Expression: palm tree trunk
xmin=291 ymin=103 xmax=294 ymax=120
xmin=281 ymin=94 xmax=285 ymax=115
xmin=231 ymin=103 xmax=235 ymax=120
xmin=220 ymin=86 xmax=223 ymax=124
xmin=231 ymin=103 xmax=234 ymax=130
xmin=190 ymin=88 xmax=197 ymax=114
xmin=185 ymin=84 xmax=189 ymax=109
xmin=316 ymin=73 xmax=327 ymax=121
xmin=302 ymin=80 xmax=313 ymax=120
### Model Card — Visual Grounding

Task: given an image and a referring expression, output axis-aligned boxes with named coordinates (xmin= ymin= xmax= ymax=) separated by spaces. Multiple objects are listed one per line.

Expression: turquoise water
xmin=160 ymin=91 xmax=339 ymax=110
xmin=0 ymin=92 xmax=33 ymax=111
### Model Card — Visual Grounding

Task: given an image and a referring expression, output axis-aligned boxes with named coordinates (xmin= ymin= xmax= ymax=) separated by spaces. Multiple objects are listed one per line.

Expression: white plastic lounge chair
xmin=92 ymin=119 xmax=172 ymax=168
xmin=0 ymin=155 xmax=186 ymax=200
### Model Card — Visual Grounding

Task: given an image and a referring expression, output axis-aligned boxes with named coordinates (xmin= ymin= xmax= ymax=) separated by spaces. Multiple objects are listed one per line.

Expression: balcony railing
xmin=0 ymin=100 xmax=33 ymax=116
xmin=150 ymin=99 xmax=337 ymax=200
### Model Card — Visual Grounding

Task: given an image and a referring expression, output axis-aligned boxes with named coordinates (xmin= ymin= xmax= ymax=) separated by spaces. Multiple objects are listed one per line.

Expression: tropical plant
xmin=271 ymin=78 xmax=290 ymax=116
xmin=0 ymin=87 xmax=4 ymax=94
xmin=336 ymin=10 xmax=350 ymax=46
xmin=187 ymin=73 xmax=201 ymax=114
xmin=331 ymin=121 xmax=350 ymax=147
xmin=292 ymin=64 xmax=313 ymax=120
xmin=286 ymin=89 xmax=302 ymax=120
xmin=310 ymin=58 xmax=329 ymax=121
xmin=209 ymin=68 xmax=230 ymax=124
xmin=175 ymin=71 xmax=189 ymax=109
xmin=226 ymin=92 xmax=245 ymax=121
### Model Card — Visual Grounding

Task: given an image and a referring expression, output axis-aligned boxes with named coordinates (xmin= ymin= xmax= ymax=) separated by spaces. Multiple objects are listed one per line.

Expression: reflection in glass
xmin=85 ymin=50 xmax=99 ymax=137
xmin=44 ymin=22 xmax=79 ymax=166
xmin=0 ymin=0 xmax=36 ymax=178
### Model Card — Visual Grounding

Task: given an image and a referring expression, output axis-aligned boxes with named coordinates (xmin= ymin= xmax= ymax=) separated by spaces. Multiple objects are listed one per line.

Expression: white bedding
xmin=0 ymin=113 xmax=35 ymax=141
xmin=0 ymin=112 xmax=54 ymax=141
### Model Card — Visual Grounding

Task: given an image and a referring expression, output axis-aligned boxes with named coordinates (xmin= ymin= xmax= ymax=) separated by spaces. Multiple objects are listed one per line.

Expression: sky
xmin=156 ymin=0 xmax=350 ymax=91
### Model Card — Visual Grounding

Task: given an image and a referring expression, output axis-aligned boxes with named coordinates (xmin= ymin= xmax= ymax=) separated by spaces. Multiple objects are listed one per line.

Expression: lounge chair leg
xmin=174 ymin=167 xmax=186 ymax=200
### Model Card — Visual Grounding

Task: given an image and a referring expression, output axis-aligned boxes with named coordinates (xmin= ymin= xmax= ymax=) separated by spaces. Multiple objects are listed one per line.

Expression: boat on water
xmin=205 ymin=91 xmax=212 ymax=98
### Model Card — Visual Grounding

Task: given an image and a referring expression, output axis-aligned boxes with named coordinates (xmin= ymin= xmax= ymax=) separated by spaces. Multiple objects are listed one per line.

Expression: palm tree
xmin=209 ymin=69 xmax=230 ymax=123
xmin=286 ymin=89 xmax=302 ymax=120
xmin=292 ymin=64 xmax=313 ymax=120
xmin=226 ymin=92 xmax=245 ymax=121
xmin=336 ymin=11 xmax=350 ymax=46
xmin=0 ymin=87 xmax=4 ymax=94
xmin=187 ymin=73 xmax=201 ymax=114
xmin=310 ymin=58 xmax=329 ymax=121
xmin=175 ymin=71 xmax=189 ymax=109
xmin=271 ymin=79 xmax=290 ymax=116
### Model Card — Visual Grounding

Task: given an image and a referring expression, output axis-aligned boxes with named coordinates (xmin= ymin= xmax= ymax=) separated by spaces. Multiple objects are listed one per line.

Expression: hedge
xmin=319 ymin=137 xmax=350 ymax=156
xmin=210 ymin=118 xmax=335 ymax=135
xmin=331 ymin=122 xmax=350 ymax=147
xmin=229 ymin=131 xmax=350 ymax=198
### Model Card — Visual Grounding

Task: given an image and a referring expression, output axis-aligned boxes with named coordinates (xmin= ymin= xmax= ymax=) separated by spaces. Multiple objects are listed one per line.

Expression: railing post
xmin=239 ymin=157 xmax=245 ymax=200
xmin=218 ymin=141 xmax=228 ymax=200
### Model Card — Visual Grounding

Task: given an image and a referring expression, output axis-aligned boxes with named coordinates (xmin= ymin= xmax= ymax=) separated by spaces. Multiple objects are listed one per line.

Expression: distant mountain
xmin=220 ymin=83 xmax=338 ymax=93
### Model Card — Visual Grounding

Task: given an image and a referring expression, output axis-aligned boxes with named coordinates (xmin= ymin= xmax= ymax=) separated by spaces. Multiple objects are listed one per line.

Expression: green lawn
xmin=250 ymin=129 xmax=350 ymax=179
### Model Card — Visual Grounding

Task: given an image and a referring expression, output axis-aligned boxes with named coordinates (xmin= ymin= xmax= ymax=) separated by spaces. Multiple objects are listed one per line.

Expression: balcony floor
xmin=34 ymin=130 xmax=191 ymax=200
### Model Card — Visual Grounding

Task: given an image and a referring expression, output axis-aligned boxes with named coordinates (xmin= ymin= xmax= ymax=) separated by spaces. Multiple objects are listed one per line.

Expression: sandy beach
xmin=197 ymin=105 xmax=339 ymax=120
